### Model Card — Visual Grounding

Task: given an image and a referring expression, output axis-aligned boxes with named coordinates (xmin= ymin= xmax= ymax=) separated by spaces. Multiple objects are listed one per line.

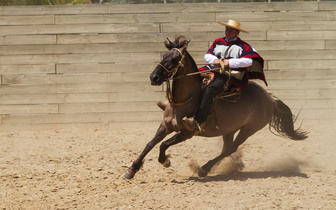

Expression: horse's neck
xmin=172 ymin=53 xmax=202 ymax=104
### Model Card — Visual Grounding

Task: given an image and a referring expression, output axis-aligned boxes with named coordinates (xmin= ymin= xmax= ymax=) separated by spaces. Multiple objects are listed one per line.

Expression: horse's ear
xmin=167 ymin=37 xmax=173 ymax=44
xmin=164 ymin=37 xmax=174 ymax=50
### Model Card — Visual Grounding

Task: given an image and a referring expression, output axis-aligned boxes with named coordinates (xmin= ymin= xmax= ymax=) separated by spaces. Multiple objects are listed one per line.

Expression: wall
xmin=0 ymin=2 xmax=335 ymax=130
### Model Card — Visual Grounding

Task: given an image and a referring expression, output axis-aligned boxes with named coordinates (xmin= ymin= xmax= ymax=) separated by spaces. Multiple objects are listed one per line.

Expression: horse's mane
xmin=164 ymin=35 xmax=201 ymax=80
xmin=164 ymin=35 xmax=189 ymax=49
xmin=185 ymin=51 xmax=200 ymax=76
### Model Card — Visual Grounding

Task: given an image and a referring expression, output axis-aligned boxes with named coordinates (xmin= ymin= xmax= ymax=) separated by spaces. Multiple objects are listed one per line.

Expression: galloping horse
xmin=124 ymin=36 xmax=308 ymax=179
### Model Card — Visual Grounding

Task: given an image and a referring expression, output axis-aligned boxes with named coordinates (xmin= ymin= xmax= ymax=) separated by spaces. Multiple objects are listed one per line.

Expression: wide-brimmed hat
xmin=217 ymin=19 xmax=249 ymax=33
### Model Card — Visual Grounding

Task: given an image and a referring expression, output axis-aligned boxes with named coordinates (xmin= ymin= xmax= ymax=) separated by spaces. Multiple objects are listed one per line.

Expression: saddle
xmin=202 ymin=71 xmax=241 ymax=103
xmin=217 ymin=87 xmax=241 ymax=102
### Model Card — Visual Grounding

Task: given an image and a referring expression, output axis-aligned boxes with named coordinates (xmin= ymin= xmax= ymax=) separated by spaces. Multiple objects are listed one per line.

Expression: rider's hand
xmin=213 ymin=59 xmax=220 ymax=65
xmin=214 ymin=59 xmax=229 ymax=67
xmin=222 ymin=58 xmax=230 ymax=66
xmin=219 ymin=58 xmax=230 ymax=74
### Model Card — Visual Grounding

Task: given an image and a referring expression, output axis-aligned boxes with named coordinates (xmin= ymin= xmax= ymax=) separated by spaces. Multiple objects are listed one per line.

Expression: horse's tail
xmin=269 ymin=95 xmax=308 ymax=140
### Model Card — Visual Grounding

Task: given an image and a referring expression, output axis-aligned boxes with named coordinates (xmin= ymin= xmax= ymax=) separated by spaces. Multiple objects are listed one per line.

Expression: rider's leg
xmin=195 ymin=77 xmax=225 ymax=125
xmin=182 ymin=77 xmax=226 ymax=131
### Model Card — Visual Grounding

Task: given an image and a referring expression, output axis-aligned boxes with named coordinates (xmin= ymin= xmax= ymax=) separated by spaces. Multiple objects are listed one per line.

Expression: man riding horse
xmin=124 ymin=31 xmax=307 ymax=180
xmin=182 ymin=19 xmax=267 ymax=131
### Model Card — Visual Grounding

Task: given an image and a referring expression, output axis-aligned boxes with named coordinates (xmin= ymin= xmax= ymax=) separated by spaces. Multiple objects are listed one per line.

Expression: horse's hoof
xmin=124 ymin=171 xmax=135 ymax=179
xmin=198 ymin=168 xmax=208 ymax=177
xmin=161 ymin=158 xmax=171 ymax=168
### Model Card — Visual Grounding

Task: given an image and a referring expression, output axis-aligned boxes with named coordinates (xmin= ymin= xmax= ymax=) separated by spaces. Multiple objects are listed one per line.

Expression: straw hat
xmin=217 ymin=19 xmax=249 ymax=33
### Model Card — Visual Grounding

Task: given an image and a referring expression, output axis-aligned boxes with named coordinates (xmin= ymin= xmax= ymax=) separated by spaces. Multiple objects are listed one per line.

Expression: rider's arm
xmin=204 ymin=53 xmax=218 ymax=64
xmin=229 ymin=58 xmax=252 ymax=68
xmin=208 ymin=57 xmax=252 ymax=68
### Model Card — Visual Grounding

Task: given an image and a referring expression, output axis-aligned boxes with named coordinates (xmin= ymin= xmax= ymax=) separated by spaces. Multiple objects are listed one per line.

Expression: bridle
xmin=157 ymin=48 xmax=198 ymax=107
xmin=158 ymin=48 xmax=185 ymax=80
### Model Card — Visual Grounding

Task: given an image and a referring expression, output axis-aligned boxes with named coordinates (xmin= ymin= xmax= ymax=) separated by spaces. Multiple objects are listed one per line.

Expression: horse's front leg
xmin=124 ymin=123 xmax=170 ymax=179
xmin=158 ymin=130 xmax=195 ymax=168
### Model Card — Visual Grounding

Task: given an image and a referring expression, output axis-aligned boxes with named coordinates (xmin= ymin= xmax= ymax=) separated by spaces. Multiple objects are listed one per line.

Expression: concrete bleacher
xmin=0 ymin=2 xmax=335 ymax=130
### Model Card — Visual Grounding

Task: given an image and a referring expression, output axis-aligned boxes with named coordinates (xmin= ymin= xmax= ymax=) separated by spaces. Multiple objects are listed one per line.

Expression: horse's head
xmin=150 ymin=36 xmax=190 ymax=86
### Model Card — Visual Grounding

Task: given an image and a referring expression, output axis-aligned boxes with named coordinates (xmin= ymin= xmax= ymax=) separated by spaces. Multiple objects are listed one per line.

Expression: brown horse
xmin=124 ymin=36 xmax=308 ymax=179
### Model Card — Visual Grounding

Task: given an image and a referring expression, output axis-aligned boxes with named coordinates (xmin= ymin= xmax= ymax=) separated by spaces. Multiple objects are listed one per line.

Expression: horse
xmin=124 ymin=35 xmax=308 ymax=179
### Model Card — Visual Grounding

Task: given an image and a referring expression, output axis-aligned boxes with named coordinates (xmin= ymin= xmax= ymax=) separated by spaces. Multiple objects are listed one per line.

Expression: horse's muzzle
xmin=150 ymin=75 xmax=161 ymax=85
xmin=150 ymin=67 xmax=165 ymax=86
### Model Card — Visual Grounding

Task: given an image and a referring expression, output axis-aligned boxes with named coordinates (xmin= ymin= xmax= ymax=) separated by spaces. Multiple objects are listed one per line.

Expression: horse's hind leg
xmin=124 ymin=123 xmax=170 ymax=179
xmin=198 ymin=130 xmax=235 ymax=177
xmin=199 ymin=127 xmax=254 ymax=177
xmin=158 ymin=130 xmax=195 ymax=167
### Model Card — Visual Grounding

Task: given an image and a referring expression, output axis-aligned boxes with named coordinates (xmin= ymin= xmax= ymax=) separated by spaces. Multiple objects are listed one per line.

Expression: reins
xmin=174 ymin=45 xmax=232 ymax=80
xmin=174 ymin=64 xmax=227 ymax=79
xmin=165 ymin=78 xmax=198 ymax=107
xmin=163 ymin=48 xmax=198 ymax=107
xmin=162 ymin=48 xmax=232 ymax=107
xmin=159 ymin=48 xmax=185 ymax=80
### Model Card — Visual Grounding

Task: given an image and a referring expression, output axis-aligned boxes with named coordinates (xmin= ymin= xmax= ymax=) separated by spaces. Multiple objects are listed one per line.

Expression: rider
xmin=182 ymin=19 xmax=267 ymax=131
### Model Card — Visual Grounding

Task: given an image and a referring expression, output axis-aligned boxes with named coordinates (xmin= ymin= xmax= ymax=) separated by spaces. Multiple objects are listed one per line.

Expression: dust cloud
xmin=263 ymin=150 xmax=320 ymax=173
xmin=188 ymin=148 xmax=245 ymax=176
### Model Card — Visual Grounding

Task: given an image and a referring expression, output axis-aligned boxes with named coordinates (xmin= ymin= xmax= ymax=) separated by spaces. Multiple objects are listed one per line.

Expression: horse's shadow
xmin=182 ymin=170 xmax=308 ymax=183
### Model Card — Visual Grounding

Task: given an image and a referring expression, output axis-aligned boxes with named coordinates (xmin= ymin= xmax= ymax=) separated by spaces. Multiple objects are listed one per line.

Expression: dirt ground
xmin=0 ymin=120 xmax=335 ymax=209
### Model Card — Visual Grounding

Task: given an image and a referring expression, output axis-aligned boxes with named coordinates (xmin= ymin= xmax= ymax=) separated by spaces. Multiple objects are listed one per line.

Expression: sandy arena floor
xmin=0 ymin=121 xmax=335 ymax=209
